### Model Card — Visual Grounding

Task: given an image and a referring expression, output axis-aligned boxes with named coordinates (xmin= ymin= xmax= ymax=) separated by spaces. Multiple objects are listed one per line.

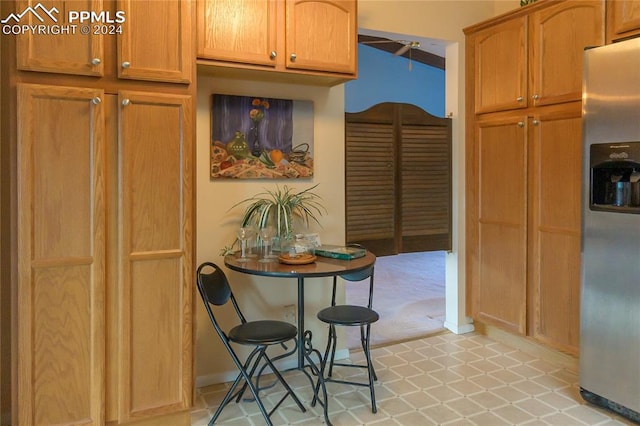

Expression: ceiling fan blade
xmin=362 ymin=40 xmax=406 ymax=45
xmin=394 ymin=44 xmax=411 ymax=56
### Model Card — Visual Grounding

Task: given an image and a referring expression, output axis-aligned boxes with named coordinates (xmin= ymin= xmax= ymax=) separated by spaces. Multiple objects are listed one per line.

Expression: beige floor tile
xmin=422 ymin=403 xmax=466 ymax=424
xmin=515 ymin=397 xmax=558 ymax=417
xmin=389 ymin=363 xmax=424 ymax=378
xmin=467 ymin=410 xmax=511 ymax=425
xmin=468 ymin=390 xmax=509 ymax=410
xmin=445 ymin=397 xmax=486 ymax=417
xmin=406 ymin=373 xmax=442 ymax=389
xmin=493 ymin=404 xmax=537 ymax=424
xmin=469 ymin=374 xmax=505 ymax=390
xmin=490 ymin=369 xmax=528 ymax=385
xmin=195 ymin=332 xmax=634 ymax=425
xmin=401 ymin=391 xmax=439 ymax=409
xmin=447 ymin=379 xmax=485 ymax=396
xmin=509 ymin=364 xmax=546 ymax=379
xmin=429 ymin=367 xmax=465 ymax=384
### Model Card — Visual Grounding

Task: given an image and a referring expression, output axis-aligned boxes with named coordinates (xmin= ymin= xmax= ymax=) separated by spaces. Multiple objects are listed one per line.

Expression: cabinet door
xmin=117 ymin=91 xmax=193 ymax=422
xmin=470 ymin=114 xmax=528 ymax=334
xmin=17 ymin=83 xmax=105 ymax=425
xmin=196 ymin=0 xmax=277 ymax=67
xmin=530 ymin=1 xmax=604 ymax=107
xmin=15 ymin=0 xmax=105 ymax=76
xmin=285 ymin=0 xmax=357 ymax=75
xmin=529 ymin=104 xmax=582 ymax=354
xmin=473 ymin=16 xmax=527 ymax=114
xmin=118 ymin=0 xmax=192 ymax=83
xmin=606 ymin=0 xmax=640 ymax=42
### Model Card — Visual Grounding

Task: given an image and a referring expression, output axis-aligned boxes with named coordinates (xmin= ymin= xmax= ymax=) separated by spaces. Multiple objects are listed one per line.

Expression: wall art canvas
xmin=210 ymin=94 xmax=314 ymax=179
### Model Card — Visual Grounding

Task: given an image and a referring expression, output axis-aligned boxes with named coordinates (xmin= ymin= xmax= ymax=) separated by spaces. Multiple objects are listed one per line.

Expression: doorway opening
xmin=345 ymin=250 xmax=446 ymax=349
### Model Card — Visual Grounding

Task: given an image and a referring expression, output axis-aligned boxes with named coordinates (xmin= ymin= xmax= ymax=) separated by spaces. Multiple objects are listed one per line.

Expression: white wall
xmin=195 ymin=0 xmax=521 ymax=384
xmin=357 ymin=0 xmax=516 ymax=334
xmin=195 ymin=76 xmax=348 ymax=384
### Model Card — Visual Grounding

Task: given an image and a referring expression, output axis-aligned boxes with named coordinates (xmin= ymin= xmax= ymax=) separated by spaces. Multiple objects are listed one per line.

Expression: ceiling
xmin=358 ymin=28 xmax=448 ymax=70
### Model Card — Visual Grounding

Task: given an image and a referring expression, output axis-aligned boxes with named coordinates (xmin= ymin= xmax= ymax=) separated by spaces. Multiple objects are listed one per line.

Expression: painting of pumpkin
xmin=269 ymin=149 xmax=284 ymax=165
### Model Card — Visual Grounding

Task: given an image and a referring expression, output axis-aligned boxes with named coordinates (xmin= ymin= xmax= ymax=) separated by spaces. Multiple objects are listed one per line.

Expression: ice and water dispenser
xmin=590 ymin=142 xmax=640 ymax=213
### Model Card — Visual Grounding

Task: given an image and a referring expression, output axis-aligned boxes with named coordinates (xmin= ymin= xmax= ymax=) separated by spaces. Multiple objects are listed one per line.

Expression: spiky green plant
xmin=220 ymin=184 xmax=326 ymax=255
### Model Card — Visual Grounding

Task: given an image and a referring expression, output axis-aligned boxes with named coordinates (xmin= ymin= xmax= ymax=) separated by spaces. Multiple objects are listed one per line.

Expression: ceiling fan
xmin=359 ymin=36 xmax=422 ymax=70
xmin=361 ymin=39 xmax=421 ymax=56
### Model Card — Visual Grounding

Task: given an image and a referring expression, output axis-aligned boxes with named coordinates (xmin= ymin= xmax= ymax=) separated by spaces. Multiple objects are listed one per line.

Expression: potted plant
xmin=220 ymin=184 xmax=326 ymax=255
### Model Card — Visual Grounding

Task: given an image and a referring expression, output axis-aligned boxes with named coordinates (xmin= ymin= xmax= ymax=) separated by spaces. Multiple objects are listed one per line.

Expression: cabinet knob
xmin=121 ymin=61 xmax=131 ymax=69
xmin=121 ymin=99 xmax=130 ymax=106
xmin=91 ymin=97 xmax=101 ymax=105
xmin=532 ymin=94 xmax=540 ymax=101
xmin=91 ymin=58 xmax=101 ymax=66
xmin=270 ymin=51 xmax=277 ymax=59
xmin=290 ymin=53 xmax=297 ymax=62
xmin=532 ymin=119 xmax=540 ymax=125
xmin=517 ymin=121 xmax=525 ymax=128
xmin=516 ymin=96 xmax=524 ymax=102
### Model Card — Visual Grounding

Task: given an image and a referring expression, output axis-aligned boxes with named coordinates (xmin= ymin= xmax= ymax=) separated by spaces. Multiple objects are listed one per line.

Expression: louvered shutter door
xmin=345 ymin=103 xmax=451 ymax=255
xmin=401 ymin=124 xmax=452 ymax=252
xmin=345 ymin=122 xmax=396 ymax=254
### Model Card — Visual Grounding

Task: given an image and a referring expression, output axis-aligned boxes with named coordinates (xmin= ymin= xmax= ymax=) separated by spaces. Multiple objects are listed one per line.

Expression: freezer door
xmin=580 ymin=38 xmax=640 ymax=414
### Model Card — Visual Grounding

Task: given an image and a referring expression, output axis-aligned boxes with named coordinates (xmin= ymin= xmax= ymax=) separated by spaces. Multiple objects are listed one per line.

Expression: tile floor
xmin=191 ymin=332 xmax=634 ymax=425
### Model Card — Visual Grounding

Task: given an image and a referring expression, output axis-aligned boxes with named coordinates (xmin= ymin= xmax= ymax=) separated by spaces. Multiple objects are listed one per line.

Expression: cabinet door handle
xmin=91 ymin=97 xmax=101 ymax=105
xmin=290 ymin=53 xmax=297 ymax=62
xmin=516 ymin=96 xmax=524 ymax=102
xmin=91 ymin=58 xmax=101 ymax=66
xmin=532 ymin=94 xmax=540 ymax=101
xmin=270 ymin=51 xmax=277 ymax=59
xmin=517 ymin=121 xmax=525 ymax=128
xmin=121 ymin=61 xmax=131 ymax=69
xmin=532 ymin=119 xmax=540 ymax=125
xmin=121 ymin=99 xmax=130 ymax=106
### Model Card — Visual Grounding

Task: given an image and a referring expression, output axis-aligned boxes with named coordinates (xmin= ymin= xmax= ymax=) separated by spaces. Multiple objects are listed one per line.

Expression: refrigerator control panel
xmin=589 ymin=141 xmax=640 ymax=214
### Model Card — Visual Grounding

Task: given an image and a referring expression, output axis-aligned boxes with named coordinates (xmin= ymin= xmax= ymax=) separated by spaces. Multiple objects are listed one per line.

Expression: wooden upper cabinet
xmin=197 ymin=0 xmax=277 ymax=67
xmin=14 ymin=0 xmax=192 ymax=83
xmin=472 ymin=17 xmax=528 ymax=114
xmin=530 ymin=1 xmax=604 ymax=107
xmin=197 ymin=0 xmax=357 ymax=78
xmin=117 ymin=0 xmax=192 ymax=83
xmin=15 ymin=0 xmax=105 ymax=76
xmin=470 ymin=1 xmax=604 ymax=114
xmin=285 ymin=0 xmax=357 ymax=74
xmin=607 ymin=0 xmax=640 ymax=42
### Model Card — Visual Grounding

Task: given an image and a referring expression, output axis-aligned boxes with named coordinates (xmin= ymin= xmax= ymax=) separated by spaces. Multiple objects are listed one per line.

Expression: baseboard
xmin=444 ymin=320 xmax=475 ymax=335
xmin=195 ymin=348 xmax=350 ymax=389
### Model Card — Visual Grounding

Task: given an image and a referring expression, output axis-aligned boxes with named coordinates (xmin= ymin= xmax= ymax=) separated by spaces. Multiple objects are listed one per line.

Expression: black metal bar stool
xmin=196 ymin=262 xmax=306 ymax=425
xmin=316 ymin=263 xmax=379 ymax=413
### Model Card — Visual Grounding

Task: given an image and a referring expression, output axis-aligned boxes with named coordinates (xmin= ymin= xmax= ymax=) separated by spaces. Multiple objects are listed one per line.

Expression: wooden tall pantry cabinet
xmin=1 ymin=1 xmax=195 ymax=425
xmin=464 ymin=0 xmax=604 ymax=355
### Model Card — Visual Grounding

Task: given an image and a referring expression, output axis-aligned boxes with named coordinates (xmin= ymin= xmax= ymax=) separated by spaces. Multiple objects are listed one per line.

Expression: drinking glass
xmin=236 ymin=226 xmax=255 ymax=263
xmin=258 ymin=226 xmax=277 ymax=262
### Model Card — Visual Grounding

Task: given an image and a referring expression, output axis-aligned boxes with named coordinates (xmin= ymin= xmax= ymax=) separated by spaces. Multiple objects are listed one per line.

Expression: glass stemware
xmin=236 ymin=226 xmax=255 ymax=263
xmin=258 ymin=226 xmax=277 ymax=262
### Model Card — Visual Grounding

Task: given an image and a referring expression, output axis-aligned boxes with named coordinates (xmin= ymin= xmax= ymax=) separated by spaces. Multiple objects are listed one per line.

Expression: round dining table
xmin=224 ymin=250 xmax=376 ymax=425
xmin=224 ymin=250 xmax=377 ymax=369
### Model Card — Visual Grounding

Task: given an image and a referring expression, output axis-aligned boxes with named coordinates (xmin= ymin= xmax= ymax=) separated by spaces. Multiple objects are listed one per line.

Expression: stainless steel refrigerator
xmin=580 ymin=37 xmax=640 ymax=422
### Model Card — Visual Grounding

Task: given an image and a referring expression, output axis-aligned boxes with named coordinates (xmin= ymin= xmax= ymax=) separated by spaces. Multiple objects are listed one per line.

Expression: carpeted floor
xmin=345 ymin=251 xmax=446 ymax=349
